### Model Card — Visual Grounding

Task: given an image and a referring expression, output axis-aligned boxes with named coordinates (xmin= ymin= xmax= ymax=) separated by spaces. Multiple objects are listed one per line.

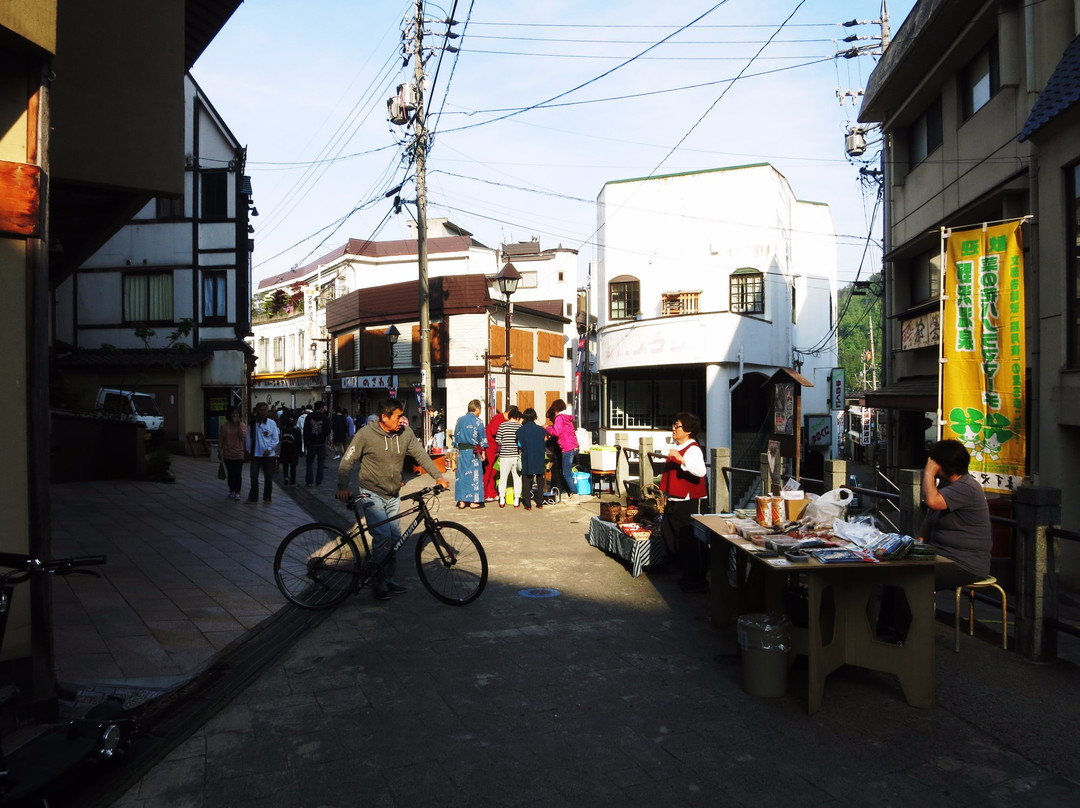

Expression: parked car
xmin=95 ymin=388 xmax=165 ymax=432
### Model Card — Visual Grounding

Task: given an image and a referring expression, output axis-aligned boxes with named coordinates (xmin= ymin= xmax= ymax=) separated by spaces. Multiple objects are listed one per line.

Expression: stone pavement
xmin=48 ymin=456 xmax=1080 ymax=807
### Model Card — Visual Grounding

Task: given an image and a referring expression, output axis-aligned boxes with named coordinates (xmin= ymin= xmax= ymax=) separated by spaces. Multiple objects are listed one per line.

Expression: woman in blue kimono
xmin=453 ymin=399 xmax=487 ymax=509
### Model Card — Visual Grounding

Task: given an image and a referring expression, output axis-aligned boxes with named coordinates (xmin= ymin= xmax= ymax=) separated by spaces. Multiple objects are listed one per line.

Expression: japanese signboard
xmin=806 ymin=415 xmax=832 ymax=447
xmin=900 ymin=310 xmax=939 ymax=350
xmin=942 ymin=221 xmax=1026 ymax=492
xmin=773 ymin=382 xmax=794 ymax=435
xmin=340 ymin=374 xmax=396 ymax=390
xmin=861 ymin=407 xmax=874 ymax=446
xmin=830 ymin=368 xmax=845 ymax=411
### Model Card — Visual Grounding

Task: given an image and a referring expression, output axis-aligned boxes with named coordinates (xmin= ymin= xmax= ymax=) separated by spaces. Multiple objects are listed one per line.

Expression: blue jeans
xmin=305 ymin=444 xmax=326 ymax=485
xmin=358 ymin=489 xmax=401 ymax=582
xmin=561 ymin=449 xmax=577 ymax=495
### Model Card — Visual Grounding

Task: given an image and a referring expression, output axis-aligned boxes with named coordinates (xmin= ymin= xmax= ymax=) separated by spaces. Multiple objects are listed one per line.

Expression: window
xmin=909 ymin=97 xmax=943 ymax=168
xmin=200 ymin=171 xmax=228 ymax=219
xmin=123 ymin=273 xmax=173 ymax=322
xmin=662 ymin=290 xmax=700 ymax=316
xmin=1068 ymin=164 xmax=1080 ymax=368
xmin=607 ymin=375 xmax=700 ymax=430
xmin=273 ymin=337 xmax=284 ymax=372
xmin=156 ymin=196 xmax=184 ymax=219
xmin=609 ymin=276 xmax=640 ymax=319
xmin=202 ymin=271 xmax=227 ymax=321
xmin=730 ymin=268 xmax=764 ymax=314
xmin=962 ymin=38 xmax=999 ymax=120
xmin=909 ymin=251 xmax=941 ymax=307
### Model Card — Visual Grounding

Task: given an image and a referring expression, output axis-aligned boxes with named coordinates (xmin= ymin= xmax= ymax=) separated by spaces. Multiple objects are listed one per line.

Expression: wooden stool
xmin=954 ymin=576 xmax=1007 ymax=652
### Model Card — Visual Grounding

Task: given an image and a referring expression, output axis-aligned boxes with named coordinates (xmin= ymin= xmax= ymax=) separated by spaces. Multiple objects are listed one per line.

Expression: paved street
xmin=49 ymin=455 xmax=1080 ymax=807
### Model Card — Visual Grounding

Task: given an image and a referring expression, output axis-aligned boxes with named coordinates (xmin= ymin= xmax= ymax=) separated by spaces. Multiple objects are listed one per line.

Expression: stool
xmin=954 ymin=576 xmax=1007 ymax=653
xmin=591 ymin=470 xmax=616 ymax=497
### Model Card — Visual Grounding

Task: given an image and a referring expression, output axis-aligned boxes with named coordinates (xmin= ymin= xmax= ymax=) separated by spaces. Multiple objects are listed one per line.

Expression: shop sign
xmin=340 ymin=374 xmax=396 ymax=390
xmin=861 ymin=407 xmax=874 ymax=446
xmin=830 ymin=368 xmax=845 ymax=410
xmin=806 ymin=415 xmax=831 ymax=447
xmin=900 ymin=310 xmax=939 ymax=350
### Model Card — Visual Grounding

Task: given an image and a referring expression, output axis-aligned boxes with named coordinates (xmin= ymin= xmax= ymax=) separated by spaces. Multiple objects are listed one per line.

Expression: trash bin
xmin=573 ymin=471 xmax=591 ymax=496
xmin=737 ymin=613 xmax=792 ymax=698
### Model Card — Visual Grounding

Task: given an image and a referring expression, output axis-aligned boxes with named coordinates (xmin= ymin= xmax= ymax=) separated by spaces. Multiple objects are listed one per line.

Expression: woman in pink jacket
xmin=545 ymin=399 xmax=579 ymax=499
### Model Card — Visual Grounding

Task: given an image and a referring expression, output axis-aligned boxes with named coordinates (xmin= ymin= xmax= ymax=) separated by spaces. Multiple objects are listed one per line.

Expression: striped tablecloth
xmin=586 ymin=515 xmax=666 ymax=577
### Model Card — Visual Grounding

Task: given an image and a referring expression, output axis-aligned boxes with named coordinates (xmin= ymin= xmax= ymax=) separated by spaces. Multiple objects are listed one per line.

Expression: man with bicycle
xmin=336 ymin=397 xmax=450 ymax=600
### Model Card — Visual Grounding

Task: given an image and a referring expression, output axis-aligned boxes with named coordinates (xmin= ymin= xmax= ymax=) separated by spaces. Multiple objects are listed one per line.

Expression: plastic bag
xmin=832 ymin=516 xmax=884 ymax=547
xmin=801 ymin=487 xmax=853 ymax=524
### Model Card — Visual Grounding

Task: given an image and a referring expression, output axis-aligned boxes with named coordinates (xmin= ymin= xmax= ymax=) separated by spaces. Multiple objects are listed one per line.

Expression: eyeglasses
xmin=672 ymin=423 xmax=683 ymax=430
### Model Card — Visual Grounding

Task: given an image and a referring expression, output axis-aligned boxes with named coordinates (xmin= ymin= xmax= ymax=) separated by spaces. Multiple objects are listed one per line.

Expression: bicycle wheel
xmin=415 ymin=520 xmax=488 ymax=606
xmin=274 ymin=523 xmax=360 ymax=609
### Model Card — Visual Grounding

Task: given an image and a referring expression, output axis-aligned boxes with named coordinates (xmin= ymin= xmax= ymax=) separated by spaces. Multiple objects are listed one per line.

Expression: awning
xmin=863 ymin=375 xmax=938 ymax=411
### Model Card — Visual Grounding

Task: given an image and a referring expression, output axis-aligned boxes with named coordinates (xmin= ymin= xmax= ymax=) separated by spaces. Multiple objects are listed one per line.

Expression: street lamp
xmin=386 ymin=324 xmax=400 ymax=397
xmin=495 ymin=262 xmax=521 ymax=408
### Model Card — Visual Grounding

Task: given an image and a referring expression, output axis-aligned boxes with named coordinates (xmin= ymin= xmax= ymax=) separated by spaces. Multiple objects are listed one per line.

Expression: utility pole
xmin=412 ymin=0 xmax=434 ymax=447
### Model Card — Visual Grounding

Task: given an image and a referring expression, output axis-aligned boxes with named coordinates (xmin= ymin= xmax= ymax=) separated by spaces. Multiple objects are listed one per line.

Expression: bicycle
xmin=273 ymin=485 xmax=488 ymax=609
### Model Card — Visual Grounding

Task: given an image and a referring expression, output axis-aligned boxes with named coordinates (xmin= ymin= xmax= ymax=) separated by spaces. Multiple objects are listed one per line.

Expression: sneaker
xmin=373 ymin=585 xmax=391 ymax=601
xmin=263 ymin=499 xmax=272 ymax=504
xmin=385 ymin=581 xmax=408 ymax=595
xmin=246 ymin=498 xmax=257 ymax=504
xmin=523 ymin=506 xmax=532 ymax=512
xmin=535 ymin=504 xmax=543 ymax=510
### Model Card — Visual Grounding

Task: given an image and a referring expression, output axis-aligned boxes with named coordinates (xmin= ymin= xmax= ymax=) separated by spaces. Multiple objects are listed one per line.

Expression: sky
xmin=191 ymin=0 xmax=917 ymax=288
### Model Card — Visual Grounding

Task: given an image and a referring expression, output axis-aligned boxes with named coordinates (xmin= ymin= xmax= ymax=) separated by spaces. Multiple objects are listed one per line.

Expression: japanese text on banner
xmin=942 ymin=221 xmax=1026 ymax=492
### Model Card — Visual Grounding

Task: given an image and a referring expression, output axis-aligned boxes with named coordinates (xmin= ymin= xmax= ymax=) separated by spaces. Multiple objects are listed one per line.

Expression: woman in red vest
xmin=659 ymin=412 xmax=709 ymax=593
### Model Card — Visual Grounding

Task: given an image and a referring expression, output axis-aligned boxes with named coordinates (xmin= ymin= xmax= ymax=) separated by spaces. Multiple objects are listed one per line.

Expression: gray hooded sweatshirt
xmin=337 ymin=419 xmax=443 ymax=498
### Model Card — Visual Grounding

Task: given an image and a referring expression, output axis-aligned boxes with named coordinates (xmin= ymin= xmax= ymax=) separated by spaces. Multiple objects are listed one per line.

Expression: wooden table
xmin=694 ymin=514 xmax=945 ymax=715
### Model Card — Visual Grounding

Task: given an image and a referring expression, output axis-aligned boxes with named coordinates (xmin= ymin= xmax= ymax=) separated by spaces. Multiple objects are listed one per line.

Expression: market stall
xmin=695 ymin=512 xmax=948 ymax=714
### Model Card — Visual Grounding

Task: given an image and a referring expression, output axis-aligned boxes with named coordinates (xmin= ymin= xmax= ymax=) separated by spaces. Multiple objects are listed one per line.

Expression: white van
xmin=95 ymin=388 xmax=165 ymax=432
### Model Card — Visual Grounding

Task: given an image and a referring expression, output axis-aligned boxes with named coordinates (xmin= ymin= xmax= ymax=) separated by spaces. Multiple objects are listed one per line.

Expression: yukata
xmin=453 ymin=412 xmax=487 ymax=504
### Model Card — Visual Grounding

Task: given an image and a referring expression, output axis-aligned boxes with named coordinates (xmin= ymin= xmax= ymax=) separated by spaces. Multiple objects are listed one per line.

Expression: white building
xmin=595 ymin=164 xmax=839 ymax=474
xmin=52 ymin=73 xmax=254 ymax=447
xmin=252 ymin=220 xmax=582 ymax=423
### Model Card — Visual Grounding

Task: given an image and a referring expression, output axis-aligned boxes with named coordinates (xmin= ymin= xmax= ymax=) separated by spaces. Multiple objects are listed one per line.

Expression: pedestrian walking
xmin=219 ymin=405 xmax=247 ymax=500
xmin=516 ymin=407 xmax=547 ymax=511
xmin=336 ymin=397 xmax=450 ymax=601
xmin=331 ymin=407 xmax=349 ymax=459
xmin=246 ymin=402 xmax=279 ymax=504
xmin=279 ymin=416 xmax=301 ymax=485
xmin=303 ymin=401 xmax=330 ymax=486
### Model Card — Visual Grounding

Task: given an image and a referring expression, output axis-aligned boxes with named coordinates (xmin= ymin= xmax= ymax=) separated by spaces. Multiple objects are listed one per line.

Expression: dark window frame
xmin=908 ymin=96 xmax=943 ymax=169
xmin=202 ymin=270 xmax=228 ymax=323
xmin=200 ymin=171 xmax=229 ymax=220
xmin=606 ymin=374 xmax=702 ymax=431
xmin=961 ymin=37 xmax=1000 ymax=121
xmin=730 ymin=268 xmax=764 ymax=315
xmin=609 ymin=276 xmax=640 ymax=320
xmin=123 ymin=272 xmax=174 ymax=324
xmin=1068 ymin=162 xmax=1080 ymax=369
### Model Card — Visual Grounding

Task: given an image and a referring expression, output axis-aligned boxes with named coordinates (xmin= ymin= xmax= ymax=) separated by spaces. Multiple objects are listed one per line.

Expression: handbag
xmin=217 ymin=459 xmax=227 ymax=480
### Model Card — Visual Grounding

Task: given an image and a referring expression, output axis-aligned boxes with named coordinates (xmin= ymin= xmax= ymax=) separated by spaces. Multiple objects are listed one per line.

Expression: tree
xmin=836 ymin=274 xmax=883 ymax=391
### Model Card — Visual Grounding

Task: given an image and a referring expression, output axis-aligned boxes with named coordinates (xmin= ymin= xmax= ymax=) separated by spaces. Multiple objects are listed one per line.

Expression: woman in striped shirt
xmin=496 ymin=407 xmax=524 ymax=508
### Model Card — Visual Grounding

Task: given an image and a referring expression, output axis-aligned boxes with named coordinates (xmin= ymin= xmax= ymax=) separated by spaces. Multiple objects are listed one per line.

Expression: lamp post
xmin=495 ymin=263 xmax=521 ymax=409
xmin=386 ymin=324 xmax=400 ymax=397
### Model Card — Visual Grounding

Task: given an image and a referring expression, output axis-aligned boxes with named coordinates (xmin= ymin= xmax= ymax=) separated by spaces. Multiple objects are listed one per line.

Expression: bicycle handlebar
xmin=346 ymin=485 xmax=445 ymax=509
xmin=0 ymin=553 xmax=107 ymax=575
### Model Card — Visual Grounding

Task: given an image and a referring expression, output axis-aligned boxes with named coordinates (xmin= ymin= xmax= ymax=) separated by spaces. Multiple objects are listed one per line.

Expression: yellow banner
xmin=942 ymin=222 xmax=1025 ymax=493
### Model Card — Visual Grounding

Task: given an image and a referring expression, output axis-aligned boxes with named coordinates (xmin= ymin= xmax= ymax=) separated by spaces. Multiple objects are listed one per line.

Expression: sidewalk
xmin=50 ymin=458 xmax=1080 ymax=806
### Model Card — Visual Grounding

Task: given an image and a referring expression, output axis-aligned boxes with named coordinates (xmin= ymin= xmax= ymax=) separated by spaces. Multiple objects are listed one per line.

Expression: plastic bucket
xmin=737 ymin=613 xmax=791 ymax=698
xmin=573 ymin=471 xmax=591 ymax=495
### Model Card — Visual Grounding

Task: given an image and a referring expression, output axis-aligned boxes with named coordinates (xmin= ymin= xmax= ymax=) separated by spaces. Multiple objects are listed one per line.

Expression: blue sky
xmin=192 ymin=0 xmax=916 ymax=286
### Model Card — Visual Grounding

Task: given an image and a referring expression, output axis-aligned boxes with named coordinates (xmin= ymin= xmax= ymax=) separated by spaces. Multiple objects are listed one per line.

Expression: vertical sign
xmin=942 ymin=222 xmax=1026 ymax=492
xmin=861 ymin=407 xmax=874 ymax=446
xmin=830 ymin=368 xmax=845 ymax=410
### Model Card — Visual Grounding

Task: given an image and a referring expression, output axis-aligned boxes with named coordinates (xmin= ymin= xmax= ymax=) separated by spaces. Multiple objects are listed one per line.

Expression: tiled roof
xmin=1019 ymin=33 xmax=1080 ymax=142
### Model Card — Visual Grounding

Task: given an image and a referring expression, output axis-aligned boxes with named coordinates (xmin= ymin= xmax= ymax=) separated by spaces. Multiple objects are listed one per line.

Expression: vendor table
xmin=587 ymin=516 xmax=665 ymax=578
xmin=694 ymin=514 xmax=945 ymax=715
